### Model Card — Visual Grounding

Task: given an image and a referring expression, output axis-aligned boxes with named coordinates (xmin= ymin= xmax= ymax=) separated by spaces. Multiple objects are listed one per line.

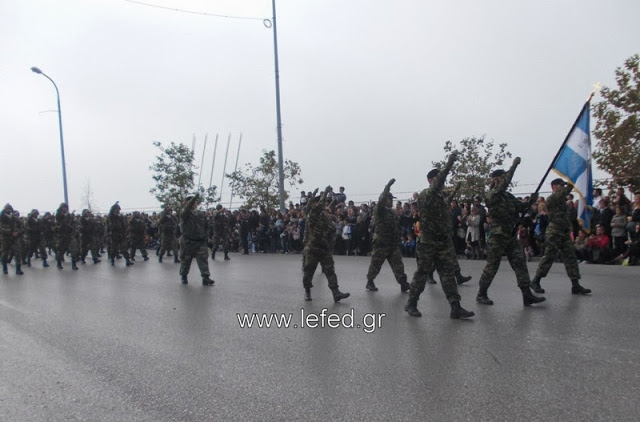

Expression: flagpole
xmin=534 ymin=88 xmax=599 ymax=194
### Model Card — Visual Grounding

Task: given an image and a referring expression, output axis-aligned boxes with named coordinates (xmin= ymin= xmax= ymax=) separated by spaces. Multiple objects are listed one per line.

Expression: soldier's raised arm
xmin=436 ymin=151 xmax=459 ymax=189
xmin=496 ymin=157 xmax=520 ymax=193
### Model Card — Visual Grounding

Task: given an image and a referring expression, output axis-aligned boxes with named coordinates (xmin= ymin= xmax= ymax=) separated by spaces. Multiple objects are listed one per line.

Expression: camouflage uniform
xmin=129 ymin=212 xmax=148 ymax=260
xmin=533 ymin=181 xmax=589 ymax=294
xmin=55 ymin=204 xmax=80 ymax=269
xmin=25 ymin=210 xmax=48 ymax=266
xmin=302 ymin=188 xmax=349 ymax=302
xmin=80 ymin=210 xmax=99 ymax=263
xmin=1 ymin=204 xmax=24 ymax=274
xmin=107 ymin=202 xmax=132 ymax=266
xmin=42 ymin=212 xmax=56 ymax=254
xmin=476 ymin=159 xmax=544 ymax=306
xmin=366 ymin=179 xmax=409 ymax=290
xmin=158 ymin=208 xmax=179 ymax=262
xmin=179 ymin=196 xmax=212 ymax=284
xmin=406 ymin=152 xmax=474 ymax=319
xmin=211 ymin=206 xmax=230 ymax=258
xmin=94 ymin=216 xmax=106 ymax=253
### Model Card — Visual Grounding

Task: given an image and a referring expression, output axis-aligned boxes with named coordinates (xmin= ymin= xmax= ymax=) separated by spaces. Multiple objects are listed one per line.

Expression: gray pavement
xmin=1 ymin=253 xmax=639 ymax=422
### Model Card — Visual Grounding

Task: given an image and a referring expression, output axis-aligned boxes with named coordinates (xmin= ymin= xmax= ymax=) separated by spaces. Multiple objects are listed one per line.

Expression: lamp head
xmin=31 ymin=67 xmax=43 ymax=74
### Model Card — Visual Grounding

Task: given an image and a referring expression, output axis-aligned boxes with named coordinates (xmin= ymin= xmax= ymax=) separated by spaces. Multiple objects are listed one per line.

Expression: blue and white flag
xmin=552 ymin=102 xmax=593 ymax=231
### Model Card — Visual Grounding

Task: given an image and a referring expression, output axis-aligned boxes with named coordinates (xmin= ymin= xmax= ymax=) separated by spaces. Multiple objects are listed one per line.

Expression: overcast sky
xmin=1 ymin=0 xmax=638 ymax=214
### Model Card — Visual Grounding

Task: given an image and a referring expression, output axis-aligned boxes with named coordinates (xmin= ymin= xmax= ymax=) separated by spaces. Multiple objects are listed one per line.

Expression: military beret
xmin=490 ymin=169 xmax=506 ymax=178
xmin=550 ymin=178 xmax=567 ymax=186
xmin=216 ymin=204 xmax=223 ymax=210
xmin=427 ymin=169 xmax=440 ymax=179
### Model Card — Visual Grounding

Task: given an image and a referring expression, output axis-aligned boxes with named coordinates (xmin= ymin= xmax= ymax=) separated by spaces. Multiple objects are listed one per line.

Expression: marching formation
xmin=1 ymin=152 xmax=603 ymax=321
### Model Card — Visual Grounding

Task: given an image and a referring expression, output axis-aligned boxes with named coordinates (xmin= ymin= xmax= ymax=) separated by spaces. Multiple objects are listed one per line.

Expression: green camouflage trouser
xmin=302 ymin=247 xmax=338 ymax=290
xmin=81 ymin=236 xmax=98 ymax=261
xmin=109 ymin=236 xmax=130 ymax=260
xmin=410 ymin=240 xmax=461 ymax=304
xmin=130 ymin=235 xmax=148 ymax=258
xmin=1 ymin=236 xmax=22 ymax=265
xmin=57 ymin=236 xmax=80 ymax=262
xmin=27 ymin=237 xmax=48 ymax=261
xmin=366 ymin=244 xmax=407 ymax=284
xmin=479 ymin=233 xmax=530 ymax=289
xmin=212 ymin=232 xmax=229 ymax=254
xmin=179 ymin=238 xmax=210 ymax=278
xmin=535 ymin=229 xmax=581 ymax=281
xmin=159 ymin=233 xmax=178 ymax=257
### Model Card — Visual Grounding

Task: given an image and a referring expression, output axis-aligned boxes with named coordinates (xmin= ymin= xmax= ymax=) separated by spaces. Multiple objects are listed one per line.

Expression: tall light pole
xmin=31 ymin=66 xmax=69 ymax=207
xmin=270 ymin=0 xmax=286 ymax=213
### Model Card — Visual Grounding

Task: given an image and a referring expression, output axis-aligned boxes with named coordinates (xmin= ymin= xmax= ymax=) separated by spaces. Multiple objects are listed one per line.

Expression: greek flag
xmin=552 ymin=102 xmax=593 ymax=231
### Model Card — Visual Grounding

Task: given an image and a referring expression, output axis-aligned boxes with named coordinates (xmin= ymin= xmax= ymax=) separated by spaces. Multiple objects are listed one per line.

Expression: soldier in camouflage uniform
xmin=211 ymin=204 xmax=231 ymax=261
xmin=158 ymin=206 xmax=179 ymax=263
xmin=426 ymin=183 xmax=472 ymax=286
xmin=475 ymin=158 xmax=546 ymax=306
xmin=55 ymin=203 xmax=80 ymax=270
xmin=179 ymin=194 xmax=214 ymax=285
xmin=80 ymin=209 xmax=100 ymax=264
xmin=129 ymin=211 xmax=149 ymax=261
xmin=25 ymin=209 xmax=49 ymax=267
xmin=365 ymin=178 xmax=410 ymax=292
xmin=42 ymin=212 xmax=56 ymax=255
xmin=94 ymin=215 xmax=106 ymax=255
xmin=302 ymin=187 xmax=350 ymax=302
xmin=531 ymin=178 xmax=591 ymax=295
xmin=107 ymin=202 xmax=133 ymax=267
xmin=405 ymin=152 xmax=474 ymax=319
xmin=1 ymin=204 xmax=24 ymax=275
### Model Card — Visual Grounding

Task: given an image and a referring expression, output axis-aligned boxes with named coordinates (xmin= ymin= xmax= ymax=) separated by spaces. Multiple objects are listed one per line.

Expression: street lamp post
xmin=31 ymin=66 xmax=69 ymax=207
xmin=270 ymin=0 xmax=286 ymax=213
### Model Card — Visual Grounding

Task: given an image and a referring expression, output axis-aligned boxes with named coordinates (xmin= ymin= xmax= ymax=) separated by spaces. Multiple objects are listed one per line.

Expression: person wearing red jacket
xmin=587 ymin=224 xmax=612 ymax=264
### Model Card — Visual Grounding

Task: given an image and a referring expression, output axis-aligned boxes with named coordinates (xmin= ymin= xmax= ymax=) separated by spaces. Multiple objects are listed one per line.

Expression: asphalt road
xmin=1 ymin=253 xmax=639 ymax=421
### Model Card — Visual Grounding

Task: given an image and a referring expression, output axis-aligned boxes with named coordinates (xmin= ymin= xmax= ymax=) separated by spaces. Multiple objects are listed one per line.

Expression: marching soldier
xmin=475 ymin=158 xmax=546 ymax=306
xmin=129 ymin=211 xmax=149 ymax=261
xmin=80 ymin=209 xmax=100 ymax=264
xmin=365 ymin=178 xmax=410 ymax=292
xmin=25 ymin=209 xmax=49 ymax=267
xmin=158 ymin=206 xmax=179 ymax=263
xmin=107 ymin=202 xmax=133 ymax=267
xmin=211 ymin=204 xmax=231 ymax=260
xmin=55 ymin=203 xmax=80 ymax=270
xmin=1 ymin=203 xmax=24 ymax=275
xmin=179 ymin=194 xmax=214 ymax=285
xmin=405 ymin=151 xmax=475 ymax=319
xmin=302 ymin=187 xmax=350 ymax=302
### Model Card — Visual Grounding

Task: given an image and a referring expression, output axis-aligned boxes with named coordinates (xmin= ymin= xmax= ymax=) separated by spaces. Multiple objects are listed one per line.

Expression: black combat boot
xmin=571 ymin=279 xmax=591 ymax=295
xmin=57 ymin=260 xmax=63 ymax=270
xmin=16 ymin=264 xmax=24 ymax=275
xmin=521 ymin=286 xmax=546 ymax=306
xmin=331 ymin=287 xmax=350 ymax=303
xmin=365 ymin=279 xmax=378 ymax=291
xmin=125 ymin=258 xmax=134 ymax=267
xmin=427 ymin=270 xmax=437 ymax=284
xmin=3 ymin=262 xmax=8 ymax=274
xmin=158 ymin=255 xmax=163 ymax=263
xmin=476 ymin=285 xmax=494 ymax=305
xmin=530 ymin=275 xmax=545 ymax=293
xmin=404 ymin=297 xmax=422 ymax=317
xmin=110 ymin=257 xmax=115 ymax=266
xmin=455 ymin=270 xmax=472 ymax=285
xmin=27 ymin=257 xmax=31 ymax=267
xmin=399 ymin=274 xmax=411 ymax=292
xmin=304 ymin=288 xmax=312 ymax=301
xmin=174 ymin=256 xmax=180 ymax=263
xmin=224 ymin=253 xmax=230 ymax=261
xmin=143 ymin=255 xmax=149 ymax=261
xmin=71 ymin=260 xmax=79 ymax=270
xmin=202 ymin=276 xmax=214 ymax=286
xmin=93 ymin=258 xmax=101 ymax=264
xmin=211 ymin=251 xmax=216 ymax=260
xmin=42 ymin=260 xmax=49 ymax=268
xmin=181 ymin=274 xmax=188 ymax=284
xmin=450 ymin=301 xmax=475 ymax=319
